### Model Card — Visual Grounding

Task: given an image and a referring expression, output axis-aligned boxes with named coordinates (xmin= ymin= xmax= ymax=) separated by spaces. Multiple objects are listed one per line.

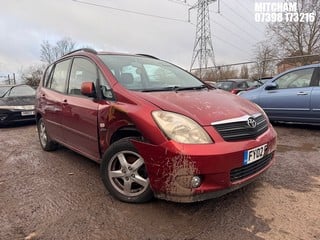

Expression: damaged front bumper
xmin=133 ymin=127 xmax=277 ymax=203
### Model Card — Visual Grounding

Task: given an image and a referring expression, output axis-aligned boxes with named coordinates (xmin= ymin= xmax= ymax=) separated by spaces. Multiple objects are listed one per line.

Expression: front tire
xmin=37 ymin=118 xmax=58 ymax=151
xmin=100 ymin=138 xmax=153 ymax=203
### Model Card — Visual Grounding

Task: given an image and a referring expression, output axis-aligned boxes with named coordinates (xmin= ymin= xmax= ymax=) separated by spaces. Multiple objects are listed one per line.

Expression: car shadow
xmin=271 ymin=121 xmax=320 ymax=130
xmin=0 ymin=121 xmax=36 ymax=129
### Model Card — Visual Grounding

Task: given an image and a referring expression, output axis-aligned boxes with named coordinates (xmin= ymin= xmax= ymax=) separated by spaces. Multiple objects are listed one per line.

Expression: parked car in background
xmin=205 ymin=81 xmax=216 ymax=87
xmin=240 ymin=64 xmax=320 ymax=124
xmin=36 ymin=48 xmax=277 ymax=203
xmin=237 ymin=77 xmax=273 ymax=95
xmin=216 ymin=79 xmax=261 ymax=94
xmin=256 ymin=77 xmax=273 ymax=85
xmin=0 ymin=84 xmax=36 ymax=125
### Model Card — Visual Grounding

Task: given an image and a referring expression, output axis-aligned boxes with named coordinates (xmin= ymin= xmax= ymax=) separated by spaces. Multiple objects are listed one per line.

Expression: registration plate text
xmin=21 ymin=110 xmax=35 ymax=116
xmin=244 ymin=144 xmax=268 ymax=165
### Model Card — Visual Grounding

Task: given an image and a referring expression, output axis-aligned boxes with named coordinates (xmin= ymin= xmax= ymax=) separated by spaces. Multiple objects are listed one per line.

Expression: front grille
xmin=230 ymin=152 xmax=274 ymax=182
xmin=213 ymin=114 xmax=268 ymax=141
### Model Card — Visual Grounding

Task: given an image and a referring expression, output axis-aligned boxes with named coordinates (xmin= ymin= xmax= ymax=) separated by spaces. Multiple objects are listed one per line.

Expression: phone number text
xmin=255 ymin=12 xmax=315 ymax=22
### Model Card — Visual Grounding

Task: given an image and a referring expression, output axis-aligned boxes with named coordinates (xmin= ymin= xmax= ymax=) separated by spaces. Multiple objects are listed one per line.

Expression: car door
xmin=61 ymin=57 xmax=100 ymax=160
xmin=40 ymin=59 xmax=71 ymax=142
xmin=310 ymin=67 xmax=320 ymax=123
xmin=258 ymin=67 xmax=316 ymax=122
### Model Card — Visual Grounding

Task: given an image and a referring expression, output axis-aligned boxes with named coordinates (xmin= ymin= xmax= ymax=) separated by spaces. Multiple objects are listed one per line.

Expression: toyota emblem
xmin=247 ymin=117 xmax=257 ymax=128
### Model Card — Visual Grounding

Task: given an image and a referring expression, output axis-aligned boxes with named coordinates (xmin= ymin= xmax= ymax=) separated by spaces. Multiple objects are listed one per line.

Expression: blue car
xmin=240 ymin=64 xmax=320 ymax=124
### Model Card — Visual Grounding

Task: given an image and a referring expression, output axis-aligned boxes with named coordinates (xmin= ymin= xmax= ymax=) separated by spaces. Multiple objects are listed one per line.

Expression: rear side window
xmin=68 ymin=58 xmax=97 ymax=96
xmin=49 ymin=59 xmax=71 ymax=93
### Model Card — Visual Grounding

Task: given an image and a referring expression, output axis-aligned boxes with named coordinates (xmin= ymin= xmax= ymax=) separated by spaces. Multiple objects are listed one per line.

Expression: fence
xmin=0 ymin=73 xmax=16 ymax=85
xmin=191 ymin=54 xmax=320 ymax=82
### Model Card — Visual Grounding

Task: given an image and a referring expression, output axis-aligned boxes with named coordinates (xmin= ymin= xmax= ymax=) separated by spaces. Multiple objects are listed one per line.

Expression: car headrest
xmin=119 ymin=73 xmax=134 ymax=85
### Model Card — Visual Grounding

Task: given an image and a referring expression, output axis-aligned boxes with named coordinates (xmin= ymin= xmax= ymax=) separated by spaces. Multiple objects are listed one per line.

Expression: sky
xmin=0 ymin=0 xmax=268 ymax=80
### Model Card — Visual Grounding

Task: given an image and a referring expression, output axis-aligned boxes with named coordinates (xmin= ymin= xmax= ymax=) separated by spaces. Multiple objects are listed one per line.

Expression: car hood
xmin=0 ymin=96 xmax=35 ymax=106
xmin=133 ymin=89 xmax=262 ymax=126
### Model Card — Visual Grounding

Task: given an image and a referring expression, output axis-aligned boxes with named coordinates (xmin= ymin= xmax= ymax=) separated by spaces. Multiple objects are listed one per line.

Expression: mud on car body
xmin=35 ymin=48 xmax=277 ymax=203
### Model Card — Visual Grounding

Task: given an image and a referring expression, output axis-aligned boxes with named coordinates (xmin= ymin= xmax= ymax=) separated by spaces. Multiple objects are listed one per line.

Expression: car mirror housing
xmin=81 ymin=82 xmax=96 ymax=97
xmin=265 ymin=83 xmax=278 ymax=91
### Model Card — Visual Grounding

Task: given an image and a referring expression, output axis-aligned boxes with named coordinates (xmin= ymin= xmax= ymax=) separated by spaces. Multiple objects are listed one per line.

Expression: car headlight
xmin=152 ymin=110 xmax=213 ymax=144
xmin=254 ymin=103 xmax=270 ymax=122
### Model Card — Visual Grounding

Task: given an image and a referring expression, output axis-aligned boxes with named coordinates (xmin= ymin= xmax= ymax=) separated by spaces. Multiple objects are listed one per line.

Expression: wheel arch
xmin=35 ymin=112 xmax=42 ymax=123
xmin=109 ymin=126 xmax=143 ymax=145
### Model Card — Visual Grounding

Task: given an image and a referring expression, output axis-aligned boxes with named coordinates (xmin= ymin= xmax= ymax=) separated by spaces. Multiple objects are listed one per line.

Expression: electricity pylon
xmin=189 ymin=0 xmax=216 ymax=78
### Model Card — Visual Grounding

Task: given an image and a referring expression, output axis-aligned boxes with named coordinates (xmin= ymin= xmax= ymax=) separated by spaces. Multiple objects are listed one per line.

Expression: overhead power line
xmin=212 ymin=19 xmax=257 ymax=44
xmin=168 ymin=0 xmax=192 ymax=7
xmin=72 ymin=0 xmax=190 ymax=23
xmin=216 ymin=13 xmax=262 ymax=42
xmin=222 ymin=0 xmax=265 ymax=35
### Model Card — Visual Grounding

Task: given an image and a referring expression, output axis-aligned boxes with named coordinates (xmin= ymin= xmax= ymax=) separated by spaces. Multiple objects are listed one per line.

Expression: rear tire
xmin=37 ymin=118 xmax=58 ymax=151
xmin=100 ymin=138 xmax=153 ymax=203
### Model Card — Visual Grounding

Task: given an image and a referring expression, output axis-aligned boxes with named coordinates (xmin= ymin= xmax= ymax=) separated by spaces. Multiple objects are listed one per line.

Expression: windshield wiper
xmin=141 ymin=85 xmax=208 ymax=92
xmin=172 ymin=85 xmax=209 ymax=91
xmin=0 ymin=87 xmax=13 ymax=98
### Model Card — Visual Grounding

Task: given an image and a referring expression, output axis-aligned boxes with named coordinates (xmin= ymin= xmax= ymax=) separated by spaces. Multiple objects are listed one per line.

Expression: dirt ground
xmin=0 ymin=122 xmax=319 ymax=240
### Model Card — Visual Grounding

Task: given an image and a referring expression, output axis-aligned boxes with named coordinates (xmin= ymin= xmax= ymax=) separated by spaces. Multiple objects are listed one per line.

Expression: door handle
xmin=297 ymin=92 xmax=308 ymax=95
xmin=62 ymin=99 xmax=68 ymax=104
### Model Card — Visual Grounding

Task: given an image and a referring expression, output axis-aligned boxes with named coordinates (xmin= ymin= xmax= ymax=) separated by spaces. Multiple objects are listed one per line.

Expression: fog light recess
xmin=191 ymin=176 xmax=201 ymax=188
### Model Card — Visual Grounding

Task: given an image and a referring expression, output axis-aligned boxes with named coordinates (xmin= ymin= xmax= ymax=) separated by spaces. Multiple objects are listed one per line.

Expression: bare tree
xmin=239 ymin=65 xmax=249 ymax=79
xmin=215 ymin=66 xmax=239 ymax=81
xmin=40 ymin=37 xmax=76 ymax=64
xmin=20 ymin=64 xmax=46 ymax=87
xmin=252 ymin=40 xmax=277 ymax=78
xmin=267 ymin=0 xmax=320 ymax=64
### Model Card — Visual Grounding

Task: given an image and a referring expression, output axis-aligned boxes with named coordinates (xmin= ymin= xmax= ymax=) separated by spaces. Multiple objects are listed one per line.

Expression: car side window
xmin=43 ymin=64 xmax=53 ymax=87
xmin=275 ymin=68 xmax=314 ymax=89
xmin=69 ymin=58 xmax=97 ymax=96
xmin=49 ymin=59 xmax=71 ymax=92
xmin=99 ymin=71 xmax=113 ymax=99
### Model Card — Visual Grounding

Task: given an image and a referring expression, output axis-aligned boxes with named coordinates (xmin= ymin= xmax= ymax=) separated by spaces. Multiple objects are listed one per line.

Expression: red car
xmin=35 ymin=49 xmax=277 ymax=203
xmin=216 ymin=79 xmax=261 ymax=94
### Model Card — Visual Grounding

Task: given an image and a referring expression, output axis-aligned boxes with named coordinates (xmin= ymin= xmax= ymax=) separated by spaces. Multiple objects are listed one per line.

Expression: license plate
xmin=243 ymin=144 xmax=268 ymax=165
xmin=21 ymin=110 xmax=35 ymax=116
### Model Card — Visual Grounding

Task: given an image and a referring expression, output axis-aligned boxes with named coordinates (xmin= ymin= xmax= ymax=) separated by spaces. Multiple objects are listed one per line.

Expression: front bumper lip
xmin=155 ymin=172 xmax=263 ymax=203
xmin=133 ymin=127 xmax=277 ymax=202
xmin=0 ymin=109 xmax=36 ymax=124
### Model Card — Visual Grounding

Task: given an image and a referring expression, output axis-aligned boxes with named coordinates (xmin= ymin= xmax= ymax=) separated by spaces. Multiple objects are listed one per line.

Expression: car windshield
xmin=0 ymin=86 xmax=12 ymax=97
xmin=3 ymin=85 xmax=35 ymax=97
xmin=98 ymin=55 xmax=205 ymax=91
xmin=216 ymin=81 xmax=234 ymax=91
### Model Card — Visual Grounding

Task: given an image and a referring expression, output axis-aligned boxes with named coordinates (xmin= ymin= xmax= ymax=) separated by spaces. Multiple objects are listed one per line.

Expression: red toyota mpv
xmin=36 ymin=48 xmax=277 ymax=203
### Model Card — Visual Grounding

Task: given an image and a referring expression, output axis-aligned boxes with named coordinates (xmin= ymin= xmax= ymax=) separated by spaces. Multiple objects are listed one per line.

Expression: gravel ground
xmin=0 ymin=122 xmax=319 ymax=240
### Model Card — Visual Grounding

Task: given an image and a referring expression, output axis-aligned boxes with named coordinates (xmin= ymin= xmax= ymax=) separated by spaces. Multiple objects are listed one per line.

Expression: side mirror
xmin=81 ymin=82 xmax=96 ymax=97
xmin=265 ymin=83 xmax=278 ymax=90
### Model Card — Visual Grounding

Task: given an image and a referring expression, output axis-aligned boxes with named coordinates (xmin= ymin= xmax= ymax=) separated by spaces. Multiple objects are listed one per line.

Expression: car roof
xmin=61 ymin=48 xmax=159 ymax=60
xmin=218 ymin=79 xmax=249 ymax=82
